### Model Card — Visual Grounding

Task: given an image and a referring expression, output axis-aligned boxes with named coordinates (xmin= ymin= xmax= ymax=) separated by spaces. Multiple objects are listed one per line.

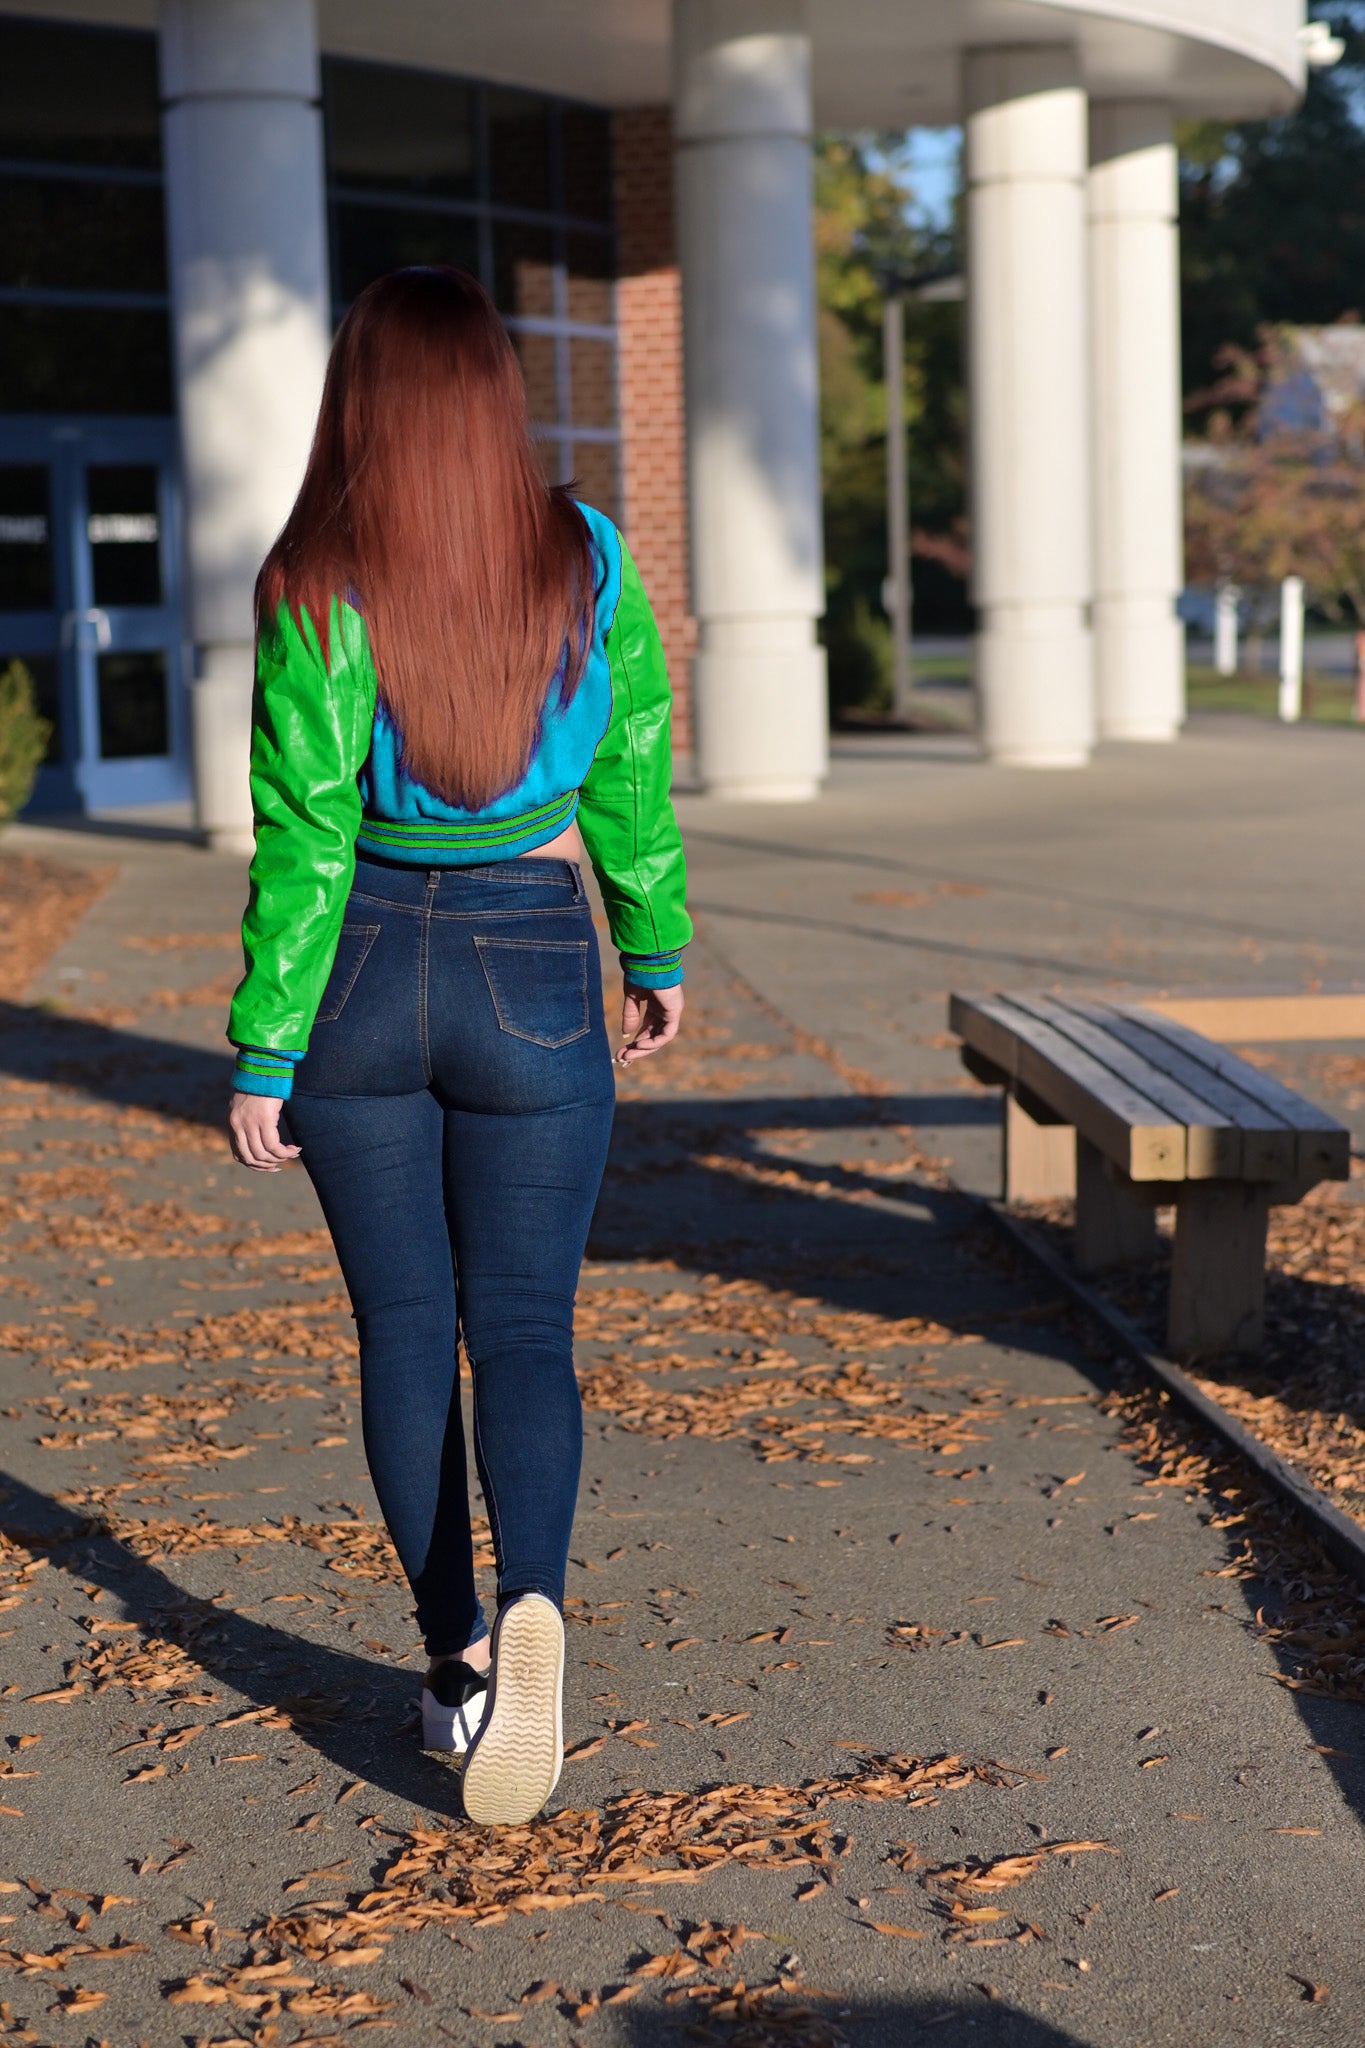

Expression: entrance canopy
xmin=326 ymin=0 xmax=1307 ymax=122
xmin=28 ymin=0 xmax=1305 ymax=121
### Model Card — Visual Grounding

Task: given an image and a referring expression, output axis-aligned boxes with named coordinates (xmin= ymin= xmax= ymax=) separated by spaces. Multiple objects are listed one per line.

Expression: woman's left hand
xmin=228 ymin=1091 xmax=301 ymax=1172
xmin=617 ymin=982 xmax=684 ymax=1064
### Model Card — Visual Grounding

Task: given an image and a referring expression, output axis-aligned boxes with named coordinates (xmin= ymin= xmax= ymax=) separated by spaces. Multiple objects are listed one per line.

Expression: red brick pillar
xmin=611 ymin=106 xmax=695 ymax=766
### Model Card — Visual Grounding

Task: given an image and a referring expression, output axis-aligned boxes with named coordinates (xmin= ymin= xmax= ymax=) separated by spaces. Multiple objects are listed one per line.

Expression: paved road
xmin=0 ymin=717 xmax=1361 ymax=2046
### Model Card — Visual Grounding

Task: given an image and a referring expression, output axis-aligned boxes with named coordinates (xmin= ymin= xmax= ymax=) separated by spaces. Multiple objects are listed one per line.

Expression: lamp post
xmin=880 ymin=269 xmax=963 ymax=723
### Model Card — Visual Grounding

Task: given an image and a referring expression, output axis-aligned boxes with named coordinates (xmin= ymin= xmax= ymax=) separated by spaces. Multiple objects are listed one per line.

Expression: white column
xmin=673 ymin=0 xmax=827 ymax=801
xmin=160 ymin=0 xmax=331 ymax=854
xmin=1089 ymin=102 xmax=1185 ymax=742
xmin=965 ymin=46 xmax=1093 ymax=767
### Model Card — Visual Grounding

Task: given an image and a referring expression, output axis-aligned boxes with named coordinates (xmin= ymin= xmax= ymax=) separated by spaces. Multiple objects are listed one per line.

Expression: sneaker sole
xmin=461 ymin=1595 xmax=564 ymax=1826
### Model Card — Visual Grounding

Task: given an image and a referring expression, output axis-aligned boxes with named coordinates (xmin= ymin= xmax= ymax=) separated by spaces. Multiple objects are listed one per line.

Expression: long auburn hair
xmin=257 ymin=266 xmax=596 ymax=810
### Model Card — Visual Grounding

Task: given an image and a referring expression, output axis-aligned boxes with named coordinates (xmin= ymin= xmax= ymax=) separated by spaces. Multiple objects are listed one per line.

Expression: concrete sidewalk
xmin=0 ymin=717 xmax=1361 ymax=2047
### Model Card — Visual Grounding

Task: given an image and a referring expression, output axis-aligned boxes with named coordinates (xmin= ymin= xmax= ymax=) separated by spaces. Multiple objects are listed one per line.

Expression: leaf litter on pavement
xmin=0 ymin=854 xmax=1357 ymax=2036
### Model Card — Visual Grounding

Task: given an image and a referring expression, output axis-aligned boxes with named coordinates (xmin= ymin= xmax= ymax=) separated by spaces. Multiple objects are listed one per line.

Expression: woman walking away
xmin=223 ymin=267 xmax=690 ymax=1827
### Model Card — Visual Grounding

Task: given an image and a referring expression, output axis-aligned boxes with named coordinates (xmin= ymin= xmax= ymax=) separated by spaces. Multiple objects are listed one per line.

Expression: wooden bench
xmin=948 ymin=991 xmax=1352 ymax=1359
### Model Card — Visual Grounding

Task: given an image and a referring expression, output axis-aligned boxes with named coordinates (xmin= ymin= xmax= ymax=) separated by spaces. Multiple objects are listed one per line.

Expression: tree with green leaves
xmin=814 ymin=134 xmax=965 ymax=714
xmin=1180 ymin=3 xmax=1365 ymax=409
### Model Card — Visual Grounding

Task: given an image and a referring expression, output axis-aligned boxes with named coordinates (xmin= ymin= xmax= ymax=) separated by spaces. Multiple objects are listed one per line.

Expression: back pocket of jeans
xmin=314 ymin=923 xmax=380 ymax=1024
xmin=475 ymin=936 xmax=589 ymax=1047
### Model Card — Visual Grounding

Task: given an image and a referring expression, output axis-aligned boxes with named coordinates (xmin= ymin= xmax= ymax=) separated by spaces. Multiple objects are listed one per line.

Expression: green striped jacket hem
xmin=355 ymin=790 xmax=579 ymax=861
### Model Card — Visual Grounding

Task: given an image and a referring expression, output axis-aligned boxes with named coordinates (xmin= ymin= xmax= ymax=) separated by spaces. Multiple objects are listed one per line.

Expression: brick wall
xmin=611 ymin=105 xmax=694 ymax=761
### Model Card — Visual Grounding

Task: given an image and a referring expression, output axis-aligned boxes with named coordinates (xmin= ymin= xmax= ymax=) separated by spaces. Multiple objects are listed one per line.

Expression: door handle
xmin=60 ymin=607 xmax=111 ymax=651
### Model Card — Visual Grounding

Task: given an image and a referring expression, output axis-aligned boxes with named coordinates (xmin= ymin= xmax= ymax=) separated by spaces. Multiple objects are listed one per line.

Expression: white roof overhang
xmin=8 ymin=0 xmax=1306 ymax=122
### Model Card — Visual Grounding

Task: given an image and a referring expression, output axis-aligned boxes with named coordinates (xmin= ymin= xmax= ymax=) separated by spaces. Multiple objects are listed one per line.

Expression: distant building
xmin=0 ymin=3 xmax=1312 ymax=842
xmin=1260 ymin=323 xmax=1365 ymax=441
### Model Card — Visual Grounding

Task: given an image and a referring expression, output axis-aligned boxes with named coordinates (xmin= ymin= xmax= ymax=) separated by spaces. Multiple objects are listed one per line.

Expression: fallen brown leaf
xmin=47 ymin=1986 xmax=106 ymax=2013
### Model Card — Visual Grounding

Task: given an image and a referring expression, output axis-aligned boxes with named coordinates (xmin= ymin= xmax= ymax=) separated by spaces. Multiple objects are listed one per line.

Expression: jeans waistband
xmin=351 ymin=852 xmax=584 ymax=906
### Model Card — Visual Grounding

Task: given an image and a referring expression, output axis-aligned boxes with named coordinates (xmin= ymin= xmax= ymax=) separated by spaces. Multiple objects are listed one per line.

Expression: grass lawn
xmin=839 ymin=658 xmax=1363 ymax=731
xmin=1185 ymin=664 xmax=1361 ymax=724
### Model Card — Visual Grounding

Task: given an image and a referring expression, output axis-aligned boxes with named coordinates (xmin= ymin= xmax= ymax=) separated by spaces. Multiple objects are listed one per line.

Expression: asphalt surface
xmin=0 ymin=714 xmax=1362 ymax=2046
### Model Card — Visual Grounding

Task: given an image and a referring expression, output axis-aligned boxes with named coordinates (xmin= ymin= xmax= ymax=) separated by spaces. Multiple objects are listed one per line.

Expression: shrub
xmin=0 ymin=659 xmax=52 ymax=824
xmin=824 ymin=595 xmax=894 ymax=718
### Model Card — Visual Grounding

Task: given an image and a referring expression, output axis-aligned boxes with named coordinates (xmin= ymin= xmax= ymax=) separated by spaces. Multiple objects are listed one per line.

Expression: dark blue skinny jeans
xmin=284 ymin=855 xmax=615 ymax=1657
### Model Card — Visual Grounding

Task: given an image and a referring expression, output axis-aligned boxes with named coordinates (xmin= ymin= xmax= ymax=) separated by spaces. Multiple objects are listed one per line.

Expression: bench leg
xmin=1167 ymin=1182 xmax=1270 ymax=1359
xmin=1074 ymin=1137 xmax=1160 ymax=1273
xmin=1003 ymin=1090 xmax=1075 ymax=1202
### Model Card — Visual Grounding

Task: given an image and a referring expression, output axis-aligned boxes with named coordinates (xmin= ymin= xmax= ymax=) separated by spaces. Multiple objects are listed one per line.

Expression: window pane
xmin=565 ymin=233 xmax=613 ymax=326
xmin=0 ymin=175 xmax=167 ymax=296
xmin=569 ymin=337 xmax=616 ymax=429
xmin=487 ymin=90 xmax=552 ymax=211
xmin=513 ymin=331 xmax=559 ymax=429
xmin=0 ymin=306 xmax=173 ymax=414
xmin=335 ymin=202 xmax=479 ymax=304
xmin=0 ymin=653 xmax=61 ymax=766
xmin=561 ymin=106 xmax=612 ymax=221
xmin=0 ymin=468 xmax=54 ymax=610
xmin=324 ymin=58 xmax=478 ymax=200
xmin=97 ymin=649 xmax=168 ymax=759
xmin=493 ymin=223 xmax=555 ymax=319
xmin=88 ymin=467 xmax=161 ymax=607
xmin=0 ymin=19 xmax=161 ymax=170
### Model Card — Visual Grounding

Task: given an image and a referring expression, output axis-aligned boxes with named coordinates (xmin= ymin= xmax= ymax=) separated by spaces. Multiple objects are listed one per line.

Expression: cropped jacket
xmin=228 ymin=505 xmax=691 ymax=1099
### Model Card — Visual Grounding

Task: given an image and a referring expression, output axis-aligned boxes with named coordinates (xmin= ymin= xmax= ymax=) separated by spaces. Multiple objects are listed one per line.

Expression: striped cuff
xmin=231 ymin=1045 xmax=304 ymax=1099
xmin=620 ymin=947 xmax=685 ymax=990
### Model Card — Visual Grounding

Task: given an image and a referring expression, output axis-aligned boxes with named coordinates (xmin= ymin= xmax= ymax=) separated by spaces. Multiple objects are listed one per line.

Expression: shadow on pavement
xmin=4 ymin=1008 xmax=1364 ymax=1846
xmin=688 ymin=896 xmax=1093 ymax=982
xmin=18 ymin=809 xmax=202 ymax=845
xmin=683 ymin=822 xmax=1323 ymax=954
xmin=0 ymin=1465 xmax=461 ymax=1822
xmin=0 ymin=999 xmax=230 ymax=1122
xmin=0 ymin=998 xmax=997 ymax=1137
xmin=614 ymin=1992 xmax=1089 ymax=2046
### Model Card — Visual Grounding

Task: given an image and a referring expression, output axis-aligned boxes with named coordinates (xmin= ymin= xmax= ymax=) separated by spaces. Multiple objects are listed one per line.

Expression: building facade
xmin=0 ymin=1 xmax=1309 ymax=844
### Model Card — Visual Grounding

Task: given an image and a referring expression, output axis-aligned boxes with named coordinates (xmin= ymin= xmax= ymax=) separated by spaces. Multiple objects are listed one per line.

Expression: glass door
xmin=0 ymin=417 xmax=189 ymax=812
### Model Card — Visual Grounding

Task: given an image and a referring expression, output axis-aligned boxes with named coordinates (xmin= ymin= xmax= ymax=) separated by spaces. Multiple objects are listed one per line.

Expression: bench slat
xmin=1120 ymin=1006 xmax=1350 ymax=1182
xmin=951 ymin=993 xmax=1186 ymax=1180
xmin=1071 ymin=1002 xmax=1299 ymax=1182
xmin=1011 ymin=994 xmax=1244 ymax=1179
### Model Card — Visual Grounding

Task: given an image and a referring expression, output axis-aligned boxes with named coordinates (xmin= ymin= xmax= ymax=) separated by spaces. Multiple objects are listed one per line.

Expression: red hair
xmin=257 ymin=266 xmax=595 ymax=810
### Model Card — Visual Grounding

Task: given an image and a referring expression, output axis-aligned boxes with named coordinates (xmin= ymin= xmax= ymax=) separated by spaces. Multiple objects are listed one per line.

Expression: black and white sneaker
xmin=460 ymin=1592 xmax=564 ymax=1826
xmin=421 ymin=1658 xmax=489 ymax=1754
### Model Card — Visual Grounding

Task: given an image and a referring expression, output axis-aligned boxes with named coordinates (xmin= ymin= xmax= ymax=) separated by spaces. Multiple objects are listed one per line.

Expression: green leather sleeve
xmin=577 ymin=538 xmax=692 ymax=970
xmin=227 ymin=598 xmax=377 ymax=1054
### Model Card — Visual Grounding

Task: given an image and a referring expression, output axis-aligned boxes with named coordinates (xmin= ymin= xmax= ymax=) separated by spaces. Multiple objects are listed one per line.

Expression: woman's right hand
xmin=228 ymin=1090 xmax=301 ymax=1172
xmin=617 ymin=982 xmax=684 ymax=1064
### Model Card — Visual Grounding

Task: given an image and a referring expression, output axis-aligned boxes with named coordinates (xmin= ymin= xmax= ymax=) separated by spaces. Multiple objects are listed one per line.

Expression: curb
xmin=973 ymin=1194 xmax=1365 ymax=1592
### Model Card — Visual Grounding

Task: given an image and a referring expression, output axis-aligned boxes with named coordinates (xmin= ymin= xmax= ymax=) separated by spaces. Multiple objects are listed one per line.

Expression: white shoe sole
xmin=421 ymin=1684 xmax=486 ymax=1754
xmin=461 ymin=1594 xmax=564 ymax=1826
